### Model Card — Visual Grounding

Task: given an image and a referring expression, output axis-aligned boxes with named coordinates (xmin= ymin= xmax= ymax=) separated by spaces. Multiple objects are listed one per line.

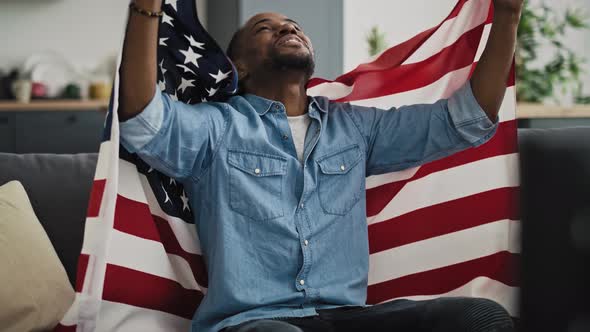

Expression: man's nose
xmin=278 ymin=22 xmax=298 ymax=36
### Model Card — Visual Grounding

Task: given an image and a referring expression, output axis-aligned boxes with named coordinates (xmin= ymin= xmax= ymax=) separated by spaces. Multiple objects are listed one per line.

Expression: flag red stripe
xmin=309 ymin=0 xmax=473 ymax=88
xmin=152 ymin=213 xmax=209 ymax=287
xmin=87 ymin=179 xmax=106 ymax=218
xmin=336 ymin=25 xmax=485 ymax=102
xmin=366 ymin=251 xmax=520 ymax=304
xmin=103 ymin=264 xmax=203 ymax=320
xmin=368 ymin=186 xmax=519 ymax=254
xmin=75 ymin=253 xmax=90 ymax=293
xmin=114 ymin=195 xmax=208 ymax=287
xmin=366 ymin=120 xmax=518 ymax=217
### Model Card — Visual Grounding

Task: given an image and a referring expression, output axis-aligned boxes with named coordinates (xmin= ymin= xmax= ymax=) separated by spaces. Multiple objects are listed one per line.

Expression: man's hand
xmin=469 ymin=0 xmax=524 ymax=122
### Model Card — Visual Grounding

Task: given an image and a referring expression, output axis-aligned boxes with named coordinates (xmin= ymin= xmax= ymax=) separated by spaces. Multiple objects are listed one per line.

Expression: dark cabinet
xmin=0 ymin=111 xmax=105 ymax=154
xmin=0 ymin=113 xmax=16 ymax=152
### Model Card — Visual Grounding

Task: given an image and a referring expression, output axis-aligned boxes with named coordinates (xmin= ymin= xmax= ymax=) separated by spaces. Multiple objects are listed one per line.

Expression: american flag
xmin=56 ymin=0 xmax=519 ymax=330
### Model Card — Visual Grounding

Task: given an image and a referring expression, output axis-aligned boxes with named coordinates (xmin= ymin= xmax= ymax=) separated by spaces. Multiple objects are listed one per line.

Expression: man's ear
xmin=234 ymin=60 xmax=249 ymax=82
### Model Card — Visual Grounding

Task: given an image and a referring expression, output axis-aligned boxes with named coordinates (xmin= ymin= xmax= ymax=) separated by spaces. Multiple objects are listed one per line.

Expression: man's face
xmin=236 ymin=12 xmax=315 ymax=79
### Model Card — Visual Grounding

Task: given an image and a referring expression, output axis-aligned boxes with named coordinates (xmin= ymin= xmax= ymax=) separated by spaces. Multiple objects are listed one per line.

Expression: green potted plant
xmin=366 ymin=26 xmax=388 ymax=58
xmin=516 ymin=1 xmax=589 ymax=104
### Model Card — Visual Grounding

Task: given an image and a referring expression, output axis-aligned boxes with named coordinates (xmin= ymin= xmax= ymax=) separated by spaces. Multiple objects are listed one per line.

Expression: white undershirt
xmin=287 ymin=114 xmax=311 ymax=163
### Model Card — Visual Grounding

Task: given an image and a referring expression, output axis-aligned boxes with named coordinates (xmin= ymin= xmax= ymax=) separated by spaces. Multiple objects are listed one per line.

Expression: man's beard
xmin=268 ymin=49 xmax=315 ymax=78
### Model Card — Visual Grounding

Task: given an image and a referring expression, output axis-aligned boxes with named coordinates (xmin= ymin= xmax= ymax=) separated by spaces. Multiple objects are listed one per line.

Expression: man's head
xmin=227 ymin=12 xmax=315 ymax=91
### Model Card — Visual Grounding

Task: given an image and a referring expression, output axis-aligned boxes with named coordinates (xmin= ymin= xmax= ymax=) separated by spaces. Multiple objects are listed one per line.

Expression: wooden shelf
xmin=517 ymin=103 xmax=590 ymax=119
xmin=0 ymin=99 xmax=109 ymax=112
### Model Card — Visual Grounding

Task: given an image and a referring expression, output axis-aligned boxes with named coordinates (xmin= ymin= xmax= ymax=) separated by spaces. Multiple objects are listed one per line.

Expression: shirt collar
xmin=242 ymin=93 xmax=328 ymax=116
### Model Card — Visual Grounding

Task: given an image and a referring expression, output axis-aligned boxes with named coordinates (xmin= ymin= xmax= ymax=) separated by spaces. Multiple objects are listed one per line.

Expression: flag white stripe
xmin=82 ymin=220 xmax=204 ymax=291
xmin=382 ymin=277 xmax=519 ymax=316
xmin=307 ymin=81 xmax=353 ymax=100
xmin=368 ymin=153 xmax=519 ymax=224
xmin=368 ymin=219 xmax=521 ymax=285
xmin=116 ymin=159 xmax=202 ymax=256
xmin=139 ymin=174 xmax=203 ymax=256
xmin=117 ymin=159 xmax=149 ymax=204
xmin=94 ymin=300 xmax=191 ymax=332
xmin=109 ymin=227 xmax=203 ymax=291
xmin=403 ymin=0 xmax=489 ymax=65
xmin=94 ymin=141 xmax=112 ymax=180
xmin=366 ymin=167 xmax=421 ymax=190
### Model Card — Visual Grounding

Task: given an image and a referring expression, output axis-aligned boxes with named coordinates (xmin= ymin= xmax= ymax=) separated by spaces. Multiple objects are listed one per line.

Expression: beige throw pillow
xmin=0 ymin=181 xmax=75 ymax=332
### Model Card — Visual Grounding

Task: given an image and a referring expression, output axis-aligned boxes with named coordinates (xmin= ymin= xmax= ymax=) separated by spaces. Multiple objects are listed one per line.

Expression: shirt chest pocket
xmin=316 ymin=144 xmax=364 ymax=216
xmin=228 ymin=150 xmax=287 ymax=221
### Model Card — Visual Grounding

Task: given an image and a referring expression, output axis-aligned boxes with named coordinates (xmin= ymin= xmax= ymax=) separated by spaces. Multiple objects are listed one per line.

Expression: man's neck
xmin=245 ymin=69 xmax=309 ymax=117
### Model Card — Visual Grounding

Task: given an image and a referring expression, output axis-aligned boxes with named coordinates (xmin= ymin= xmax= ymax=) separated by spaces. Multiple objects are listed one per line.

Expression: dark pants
xmin=222 ymin=297 xmax=515 ymax=332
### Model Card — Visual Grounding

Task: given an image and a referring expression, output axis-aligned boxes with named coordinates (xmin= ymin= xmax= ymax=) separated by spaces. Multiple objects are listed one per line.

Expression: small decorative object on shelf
xmin=13 ymin=79 xmax=32 ymax=104
xmin=31 ymin=82 xmax=48 ymax=99
xmin=89 ymin=81 xmax=112 ymax=100
xmin=62 ymin=83 xmax=82 ymax=100
xmin=0 ymin=70 xmax=18 ymax=101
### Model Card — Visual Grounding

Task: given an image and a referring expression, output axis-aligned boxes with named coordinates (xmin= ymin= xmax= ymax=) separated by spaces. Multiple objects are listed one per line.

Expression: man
xmin=119 ymin=1 xmax=523 ymax=331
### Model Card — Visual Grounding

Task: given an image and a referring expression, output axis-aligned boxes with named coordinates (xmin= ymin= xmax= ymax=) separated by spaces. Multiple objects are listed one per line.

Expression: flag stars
xmin=209 ymin=70 xmax=231 ymax=84
xmin=180 ymin=191 xmax=190 ymax=212
xmin=169 ymin=178 xmax=176 ymax=186
xmin=159 ymin=37 xmax=169 ymax=46
xmin=161 ymin=184 xmax=172 ymax=204
xmin=185 ymin=35 xmax=205 ymax=50
xmin=178 ymin=77 xmax=196 ymax=93
xmin=170 ymin=90 xmax=179 ymax=101
xmin=176 ymin=64 xmax=196 ymax=75
xmin=159 ymin=59 xmax=168 ymax=75
xmin=206 ymin=87 xmax=218 ymax=97
xmin=165 ymin=0 xmax=178 ymax=11
xmin=158 ymin=80 xmax=166 ymax=92
xmin=180 ymin=46 xmax=202 ymax=67
xmin=162 ymin=12 xmax=174 ymax=27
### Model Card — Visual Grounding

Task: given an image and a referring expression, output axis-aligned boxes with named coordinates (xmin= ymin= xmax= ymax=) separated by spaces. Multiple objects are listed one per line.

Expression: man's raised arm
xmin=470 ymin=0 xmax=524 ymax=122
xmin=119 ymin=0 xmax=162 ymax=121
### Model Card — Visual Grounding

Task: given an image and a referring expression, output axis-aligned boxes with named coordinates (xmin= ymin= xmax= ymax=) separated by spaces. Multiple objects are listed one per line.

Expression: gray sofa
xmin=1 ymin=127 xmax=590 ymax=287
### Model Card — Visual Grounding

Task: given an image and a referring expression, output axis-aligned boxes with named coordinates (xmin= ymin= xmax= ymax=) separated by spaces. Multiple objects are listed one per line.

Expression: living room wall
xmin=0 ymin=0 xmax=207 ymax=73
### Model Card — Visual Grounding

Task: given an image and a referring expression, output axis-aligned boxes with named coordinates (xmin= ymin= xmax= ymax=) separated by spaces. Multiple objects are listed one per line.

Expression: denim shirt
xmin=120 ymin=81 xmax=497 ymax=332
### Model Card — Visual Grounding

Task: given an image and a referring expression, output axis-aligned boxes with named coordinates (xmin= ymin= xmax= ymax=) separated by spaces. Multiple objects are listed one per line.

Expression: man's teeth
xmin=280 ymin=38 xmax=300 ymax=45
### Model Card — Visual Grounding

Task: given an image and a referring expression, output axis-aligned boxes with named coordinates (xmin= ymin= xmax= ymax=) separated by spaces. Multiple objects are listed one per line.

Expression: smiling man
xmin=119 ymin=1 xmax=523 ymax=331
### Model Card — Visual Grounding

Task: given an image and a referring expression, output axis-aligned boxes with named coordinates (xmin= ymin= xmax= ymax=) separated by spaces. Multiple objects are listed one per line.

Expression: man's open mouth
xmin=276 ymin=35 xmax=305 ymax=48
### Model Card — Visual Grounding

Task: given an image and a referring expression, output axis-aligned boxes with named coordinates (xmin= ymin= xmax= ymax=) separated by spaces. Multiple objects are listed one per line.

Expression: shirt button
xmin=299 ymin=203 xmax=304 ymax=209
xmin=254 ymin=168 xmax=261 ymax=175
xmin=274 ymin=104 xmax=281 ymax=110
xmin=304 ymin=240 xmax=309 ymax=246
xmin=282 ymin=135 xmax=289 ymax=140
xmin=299 ymin=279 xmax=305 ymax=285
xmin=340 ymin=165 xmax=346 ymax=171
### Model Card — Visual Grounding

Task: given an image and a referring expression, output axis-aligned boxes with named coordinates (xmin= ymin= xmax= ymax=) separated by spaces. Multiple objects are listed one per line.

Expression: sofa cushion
xmin=0 ymin=181 xmax=75 ymax=332
xmin=0 ymin=153 xmax=98 ymax=285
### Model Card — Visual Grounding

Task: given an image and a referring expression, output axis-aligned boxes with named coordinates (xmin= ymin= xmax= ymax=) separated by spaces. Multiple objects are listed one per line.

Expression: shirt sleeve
xmin=120 ymin=86 xmax=228 ymax=181
xmin=344 ymin=81 xmax=498 ymax=176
